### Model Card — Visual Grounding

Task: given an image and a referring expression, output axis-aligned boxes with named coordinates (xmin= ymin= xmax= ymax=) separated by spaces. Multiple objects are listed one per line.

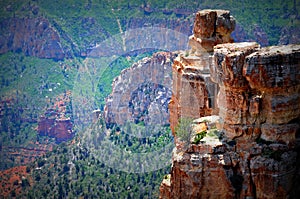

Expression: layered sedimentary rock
xmin=190 ymin=9 xmax=235 ymax=53
xmin=169 ymin=9 xmax=235 ymax=133
xmin=37 ymin=91 xmax=74 ymax=142
xmin=160 ymin=9 xmax=300 ymax=199
xmin=37 ymin=110 xmax=73 ymax=143
xmin=213 ymin=43 xmax=300 ymax=142
xmin=104 ymin=52 xmax=176 ymax=126
xmin=212 ymin=43 xmax=300 ymax=198
xmin=0 ymin=17 xmax=65 ymax=60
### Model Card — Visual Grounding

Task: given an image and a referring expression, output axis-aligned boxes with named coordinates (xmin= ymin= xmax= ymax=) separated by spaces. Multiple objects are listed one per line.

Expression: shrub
xmin=175 ymin=117 xmax=193 ymax=144
xmin=192 ymin=131 xmax=206 ymax=144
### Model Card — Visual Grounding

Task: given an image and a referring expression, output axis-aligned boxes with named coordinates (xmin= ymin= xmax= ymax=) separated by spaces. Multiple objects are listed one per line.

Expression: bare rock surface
xmin=160 ymin=9 xmax=300 ymax=199
xmin=104 ymin=52 xmax=176 ymax=126
xmin=169 ymin=9 xmax=235 ymax=133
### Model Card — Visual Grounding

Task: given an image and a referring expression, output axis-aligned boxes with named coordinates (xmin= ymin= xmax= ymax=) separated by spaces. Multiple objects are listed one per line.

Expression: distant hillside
xmin=0 ymin=0 xmax=299 ymax=58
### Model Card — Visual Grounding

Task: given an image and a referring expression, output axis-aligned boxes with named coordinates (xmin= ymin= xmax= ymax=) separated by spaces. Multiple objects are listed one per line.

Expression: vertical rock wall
xmin=212 ymin=42 xmax=300 ymax=199
xmin=169 ymin=9 xmax=235 ymax=133
xmin=160 ymin=9 xmax=300 ymax=199
xmin=104 ymin=52 xmax=176 ymax=126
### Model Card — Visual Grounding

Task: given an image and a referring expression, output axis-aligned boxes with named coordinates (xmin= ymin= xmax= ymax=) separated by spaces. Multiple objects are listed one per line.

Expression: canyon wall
xmin=0 ymin=17 xmax=65 ymax=60
xmin=160 ymin=9 xmax=300 ymax=199
xmin=104 ymin=52 xmax=176 ymax=126
xmin=0 ymin=13 xmax=279 ymax=61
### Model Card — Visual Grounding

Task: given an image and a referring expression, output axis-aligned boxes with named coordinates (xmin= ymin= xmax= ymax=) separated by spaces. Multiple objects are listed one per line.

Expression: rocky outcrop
xmin=160 ymin=9 xmax=300 ymax=199
xmin=104 ymin=52 xmax=176 ymax=126
xmin=37 ymin=91 xmax=73 ymax=142
xmin=37 ymin=110 xmax=73 ymax=143
xmin=212 ymin=43 xmax=299 ymax=198
xmin=0 ymin=17 xmax=65 ymax=60
xmin=169 ymin=9 xmax=235 ymax=133
xmin=190 ymin=9 xmax=235 ymax=52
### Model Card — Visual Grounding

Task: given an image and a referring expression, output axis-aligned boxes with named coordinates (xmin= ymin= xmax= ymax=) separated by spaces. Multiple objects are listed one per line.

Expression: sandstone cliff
xmin=104 ymin=52 xmax=176 ymax=126
xmin=169 ymin=9 xmax=235 ymax=133
xmin=160 ymin=9 xmax=300 ymax=199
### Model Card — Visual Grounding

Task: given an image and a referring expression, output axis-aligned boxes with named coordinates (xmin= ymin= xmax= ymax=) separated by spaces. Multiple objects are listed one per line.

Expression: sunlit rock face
xmin=104 ymin=52 xmax=176 ymax=126
xmin=169 ymin=9 xmax=235 ymax=133
xmin=211 ymin=43 xmax=300 ymax=198
xmin=168 ymin=55 xmax=216 ymax=133
xmin=160 ymin=9 xmax=300 ymax=199
xmin=214 ymin=43 xmax=300 ymax=144
xmin=190 ymin=9 xmax=235 ymax=53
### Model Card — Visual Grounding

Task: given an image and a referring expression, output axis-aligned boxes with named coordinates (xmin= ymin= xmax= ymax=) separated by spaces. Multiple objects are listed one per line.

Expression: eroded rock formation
xmin=160 ymin=9 xmax=300 ymax=199
xmin=38 ymin=114 xmax=73 ymax=143
xmin=37 ymin=91 xmax=73 ymax=142
xmin=104 ymin=52 xmax=176 ymax=126
xmin=169 ymin=9 xmax=235 ymax=133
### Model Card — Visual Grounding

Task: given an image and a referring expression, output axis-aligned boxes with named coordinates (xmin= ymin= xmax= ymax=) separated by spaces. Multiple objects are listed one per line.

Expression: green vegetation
xmin=0 ymin=52 xmax=77 ymax=108
xmin=175 ymin=117 xmax=193 ymax=144
xmin=19 ymin=119 xmax=173 ymax=198
xmin=108 ymin=122 xmax=173 ymax=153
xmin=206 ymin=128 xmax=220 ymax=138
xmin=0 ymin=0 xmax=298 ymax=50
xmin=192 ymin=130 xmax=207 ymax=144
xmin=0 ymin=53 xmax=76 ymax=169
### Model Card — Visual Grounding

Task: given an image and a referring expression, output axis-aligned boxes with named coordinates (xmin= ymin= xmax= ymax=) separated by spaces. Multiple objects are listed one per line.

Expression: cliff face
xmin=160 ymin=9 xmax=300 ymax=199
xmin=212 ymin=43 xmax=299 ymax=198
xmin=0 ymin=17 xmax=65 ymax=60
xmin=37 ymin=91 xmax=74 ymax=142
xmin=38 ymin=115 xmax=73 ymax=143
xmin=169 ymin=9 xmax=235 ymax=133
xmin=104 ymin=52 xmax=176 ymax=126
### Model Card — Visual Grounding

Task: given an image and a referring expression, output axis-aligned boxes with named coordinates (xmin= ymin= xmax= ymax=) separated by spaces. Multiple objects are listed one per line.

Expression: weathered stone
xmin=193 ymin=10 xmax=217 ymax=39
xmin=215 ymin=10 xmax=236 ymax=37
xmin=159 ymin=175 xmax=171 ymax=199
xmin=244 ymin=44 xmax=300 ymax=92
xmin=169 ymin=9 xmax=236 ymax=132
xmin=168 ymin=55 xmax=215 ymax=133
xmin=37 ymin=111 xmax=73 ymax=143
xmin=223 ymin=123 xmax=261 ymax=141
xmin=250 ymin=151 xmax=297 ymax=199
xmin=162 ymin=147 xmax=235 ymax=199
xmin=37 ymin=91 xmax=74 ymax=142
xmin=104 ymin=52 xmax=176 ymax=126
xmin=213 ymin=42 xmax=260 ymax=88
xmin=261 ymin=123 xmax=299 ymax=145
xmin=160 ymin=9 xmax=300 ymax=199
xmin=190 ymin=9 xmax=235 ymax=52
